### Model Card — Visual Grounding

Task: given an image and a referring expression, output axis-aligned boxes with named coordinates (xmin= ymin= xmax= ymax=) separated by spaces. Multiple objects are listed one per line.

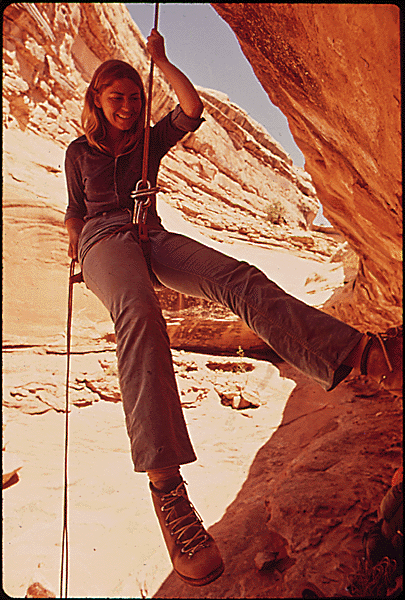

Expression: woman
xmin=65 ymin=29 xmax=401 ymax=587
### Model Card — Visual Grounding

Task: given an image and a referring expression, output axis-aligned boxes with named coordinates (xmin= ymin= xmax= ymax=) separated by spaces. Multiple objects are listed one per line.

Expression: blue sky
xmin=125 ymin=3 xmax=305 ymax=168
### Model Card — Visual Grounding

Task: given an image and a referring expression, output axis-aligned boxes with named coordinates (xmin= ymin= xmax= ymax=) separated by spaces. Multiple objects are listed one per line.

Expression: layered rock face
xmin=3 ymin=2 xmax=320 ymax=242
xmin=213 ymin=3 xmax=402 ymax=332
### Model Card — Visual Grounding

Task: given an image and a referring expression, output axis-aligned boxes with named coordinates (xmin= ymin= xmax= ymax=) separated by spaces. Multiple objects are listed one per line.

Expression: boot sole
xmin=174 ymin=560 xmax=225 ymax=587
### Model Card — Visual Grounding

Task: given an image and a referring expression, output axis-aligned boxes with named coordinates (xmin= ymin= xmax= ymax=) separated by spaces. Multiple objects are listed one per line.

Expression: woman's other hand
xmin=66 ymin=218 xmax=84 ymax=260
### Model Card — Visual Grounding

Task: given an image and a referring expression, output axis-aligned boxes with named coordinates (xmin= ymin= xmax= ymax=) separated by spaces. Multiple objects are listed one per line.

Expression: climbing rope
xmin=61 ymin=4 xmax=160 ymax=596
xmin=142 ymin=2 xmax=159 ymax=188
xmin=131 ymin=2 xmax=160 ymax=241
xmin=60 ymin=259 xmax=76 ymax=597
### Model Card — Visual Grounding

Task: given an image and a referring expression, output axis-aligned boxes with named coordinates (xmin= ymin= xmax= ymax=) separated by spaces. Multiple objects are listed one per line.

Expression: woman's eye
xmin=109 ymin=96 xmax=139 ymax=102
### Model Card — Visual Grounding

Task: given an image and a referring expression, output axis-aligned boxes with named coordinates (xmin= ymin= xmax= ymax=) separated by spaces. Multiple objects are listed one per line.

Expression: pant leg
xmin=80 ymin=228 xmax=197 ymax=471
xmin=150 ymin=229 xmax=363 ymax=390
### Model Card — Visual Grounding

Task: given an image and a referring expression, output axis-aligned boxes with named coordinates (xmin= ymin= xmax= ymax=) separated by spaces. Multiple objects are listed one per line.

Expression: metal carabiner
xmin=131 ymin=180 xmax=153 ymax=225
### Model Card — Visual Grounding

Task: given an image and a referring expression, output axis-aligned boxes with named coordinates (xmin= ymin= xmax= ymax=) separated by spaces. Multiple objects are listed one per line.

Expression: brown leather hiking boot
xmin=361 ymin=326 xmax=403 ymax=396
xmin=150 ymin=480 xmax=224 ymax=586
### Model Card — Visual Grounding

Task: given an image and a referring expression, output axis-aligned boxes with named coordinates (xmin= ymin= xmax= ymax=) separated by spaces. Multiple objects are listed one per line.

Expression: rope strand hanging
xmin=61 ymin=4 xmax=160 ymax=597
xmin=60 ymin=259 xmax=77 ymax=598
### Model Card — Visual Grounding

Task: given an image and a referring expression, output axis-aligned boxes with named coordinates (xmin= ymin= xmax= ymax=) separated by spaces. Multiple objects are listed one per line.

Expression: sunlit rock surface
xmin=213 ymin=3 xmax=402 ymax=332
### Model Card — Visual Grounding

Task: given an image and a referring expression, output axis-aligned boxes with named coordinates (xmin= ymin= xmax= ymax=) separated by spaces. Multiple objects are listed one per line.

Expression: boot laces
xmin=160 ymin=481 xmax=211 ymax=557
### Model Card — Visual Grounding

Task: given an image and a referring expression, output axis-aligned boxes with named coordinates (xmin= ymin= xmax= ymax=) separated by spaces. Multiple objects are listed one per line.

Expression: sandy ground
xmin=3 ymin=349 xmax=294 ymax=598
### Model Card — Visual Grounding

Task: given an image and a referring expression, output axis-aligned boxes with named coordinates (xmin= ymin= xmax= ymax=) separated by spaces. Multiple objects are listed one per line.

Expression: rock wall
xmin=213 ymin=3 xmax=402 ymax=332
xmin=4 ymin=4 xmax=401 ymax=334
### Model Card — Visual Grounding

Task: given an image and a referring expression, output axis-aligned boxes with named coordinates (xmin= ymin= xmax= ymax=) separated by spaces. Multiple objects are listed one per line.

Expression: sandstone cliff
xmin=3 ymin=4 xmax=402 ymax=600
xmin=213 ymin=3 xmax=402 ymax=333
xmin=155 ymin=370 xmax=402 ymax=600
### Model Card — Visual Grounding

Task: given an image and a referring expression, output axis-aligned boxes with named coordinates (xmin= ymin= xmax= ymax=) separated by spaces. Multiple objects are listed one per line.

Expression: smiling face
xmin=95 ymin=78 xmax=143 ymax=140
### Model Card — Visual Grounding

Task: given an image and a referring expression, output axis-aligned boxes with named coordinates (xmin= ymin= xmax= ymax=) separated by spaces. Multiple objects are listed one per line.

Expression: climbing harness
xmin=61 ymin=4 xmax=160 ymax=596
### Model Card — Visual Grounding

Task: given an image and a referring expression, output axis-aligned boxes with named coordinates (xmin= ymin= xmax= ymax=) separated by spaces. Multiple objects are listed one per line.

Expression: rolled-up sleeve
xmin=64 ymin=150 xmax=87 ymax=223
xmin=170 ymin=104 xmax=205 ymax=132
xmin=150 ymin=104 xmax=205 ymax=164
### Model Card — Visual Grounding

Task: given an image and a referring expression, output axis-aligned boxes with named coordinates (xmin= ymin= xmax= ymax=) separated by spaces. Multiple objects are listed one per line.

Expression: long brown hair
xmin=82 ymin=60 xmax=146 ymax=154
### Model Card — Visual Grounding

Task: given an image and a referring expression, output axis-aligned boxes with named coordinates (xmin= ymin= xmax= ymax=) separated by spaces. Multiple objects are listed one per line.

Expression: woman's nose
xmin=121 ymin=97 xmax=131 ymax=112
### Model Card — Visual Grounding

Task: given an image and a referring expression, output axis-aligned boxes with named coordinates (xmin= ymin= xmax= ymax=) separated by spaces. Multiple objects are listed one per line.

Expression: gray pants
xmin=79 ymin=212 xmax=362 ymax=472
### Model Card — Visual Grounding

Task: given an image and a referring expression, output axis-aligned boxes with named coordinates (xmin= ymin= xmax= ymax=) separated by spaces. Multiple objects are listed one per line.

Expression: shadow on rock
xmin=154 ymin=361 xmax=402 ymax=598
